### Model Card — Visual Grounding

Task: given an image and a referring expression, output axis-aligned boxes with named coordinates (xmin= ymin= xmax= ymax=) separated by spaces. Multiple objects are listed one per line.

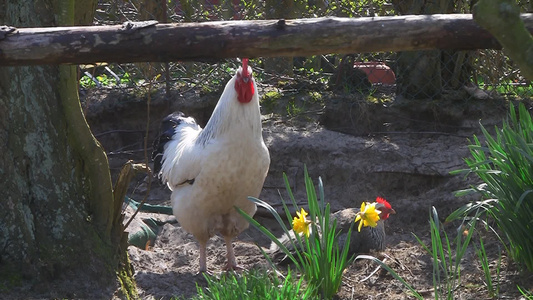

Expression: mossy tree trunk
xmin=0 ymin=1 xmax=134 ymax=298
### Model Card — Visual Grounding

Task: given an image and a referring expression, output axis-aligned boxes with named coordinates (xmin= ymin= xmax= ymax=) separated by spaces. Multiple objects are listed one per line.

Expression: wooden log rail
xmin=0 ymin=14 xmax=532 ymax=66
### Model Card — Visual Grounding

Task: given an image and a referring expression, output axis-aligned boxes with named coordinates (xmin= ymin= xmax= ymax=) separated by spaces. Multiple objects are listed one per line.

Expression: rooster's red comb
xmin=235 ymin=58 xmax=254 ymax=103
xmin=242 ymin=58 xmax=249 ymax=77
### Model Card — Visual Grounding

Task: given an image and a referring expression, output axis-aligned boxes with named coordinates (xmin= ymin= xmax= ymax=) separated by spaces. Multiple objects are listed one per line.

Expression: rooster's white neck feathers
xmin=196 ymin=66 xmax=261 ymax=147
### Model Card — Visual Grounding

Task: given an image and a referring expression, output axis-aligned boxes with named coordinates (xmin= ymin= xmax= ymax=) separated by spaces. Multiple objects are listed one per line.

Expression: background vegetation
xmin=80 ymin=0 xmax=532 ymax=104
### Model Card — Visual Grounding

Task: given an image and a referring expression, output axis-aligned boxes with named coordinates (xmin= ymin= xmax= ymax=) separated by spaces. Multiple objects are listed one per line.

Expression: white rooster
xmin=152 ymin=59 xmax=270 ymax=273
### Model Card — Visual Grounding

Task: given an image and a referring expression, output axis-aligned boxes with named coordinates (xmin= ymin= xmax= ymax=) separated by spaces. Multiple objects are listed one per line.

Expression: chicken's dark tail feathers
xmin=152 ymin=111 xmax=189 ymax=180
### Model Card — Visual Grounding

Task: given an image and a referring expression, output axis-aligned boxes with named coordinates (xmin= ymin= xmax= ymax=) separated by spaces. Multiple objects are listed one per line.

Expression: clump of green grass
xmin=414 ymin=207 xmax=477 ymax=299
xmin=358 ymin=207 xmax=479 ymax=300
xmin=476 ymin=76 xmax=533 ymax=98
xmin=308 ymin=91 xmax=322 ymax=102
xmin=261 ymin=90 xmax=283 ymax=113
xmin=239 ymin=167 xmax=354 ymax=299
xmin=192 ymin=268 xmax=313 ymax=300
xmin=80 ymin=70 xmax=136 ymax=88
xmin=449 ymin=102 xmax=533 ymax=271
xmin=286 ymin=99 xmax=304 ymax=117
xmin=475 ymin=236 xmax=501 ymax=298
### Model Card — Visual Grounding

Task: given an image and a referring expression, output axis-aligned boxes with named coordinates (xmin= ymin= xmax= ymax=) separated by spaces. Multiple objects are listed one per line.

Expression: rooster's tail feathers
xmin=152 ymin=112 xmax=199 ymax=180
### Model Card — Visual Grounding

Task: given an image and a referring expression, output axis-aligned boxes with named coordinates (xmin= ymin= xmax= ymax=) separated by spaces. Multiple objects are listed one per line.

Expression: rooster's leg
xmin=223 ymin=236 xmax=242 ymax=271
xmin=198 ymin=240 xmax=208 ymax=273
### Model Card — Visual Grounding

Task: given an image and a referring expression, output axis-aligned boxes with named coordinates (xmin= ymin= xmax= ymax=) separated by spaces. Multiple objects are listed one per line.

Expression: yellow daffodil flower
xmin=354 ymin=202 xmax=381 ymax=232
xmin=292 ymin=208 xmax=311 ymax=238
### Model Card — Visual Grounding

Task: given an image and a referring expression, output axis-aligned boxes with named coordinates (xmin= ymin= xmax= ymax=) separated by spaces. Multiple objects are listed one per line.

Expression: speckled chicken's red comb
xmin=376 ymin=197 xmax=395 ymax=220
xmin=376 ymin=197 xmax=391 ymax=208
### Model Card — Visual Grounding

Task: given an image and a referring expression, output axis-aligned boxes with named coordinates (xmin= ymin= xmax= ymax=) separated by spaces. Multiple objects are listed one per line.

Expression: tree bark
xmin=473 ymin=0 xmax=533 ymax=81
xmin=1 ymin=14 xmax=532 ymax=66
xmin=0 ymin=1 xmax=133 ymax=298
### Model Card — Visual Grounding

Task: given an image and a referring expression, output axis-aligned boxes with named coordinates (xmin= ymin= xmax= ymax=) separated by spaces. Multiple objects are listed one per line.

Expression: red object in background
xmin=353 ymin=62 xmax=396 ymax=85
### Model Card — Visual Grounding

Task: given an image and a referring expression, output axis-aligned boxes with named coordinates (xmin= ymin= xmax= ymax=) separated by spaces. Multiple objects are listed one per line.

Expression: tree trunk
xmin=0 ymin=1 xmax=134 ymax=298
xmin=393 ymin=0 xmax=469 ymax=99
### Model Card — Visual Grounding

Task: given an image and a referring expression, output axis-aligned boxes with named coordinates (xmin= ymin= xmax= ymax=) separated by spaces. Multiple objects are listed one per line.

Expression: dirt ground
xmin=84 ymin=84 xmax=532 ymax=300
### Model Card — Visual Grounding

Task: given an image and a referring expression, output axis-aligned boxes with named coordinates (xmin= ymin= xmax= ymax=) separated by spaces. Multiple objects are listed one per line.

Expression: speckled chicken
xmin=269 ymin=197 xmax=395 ymax=265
